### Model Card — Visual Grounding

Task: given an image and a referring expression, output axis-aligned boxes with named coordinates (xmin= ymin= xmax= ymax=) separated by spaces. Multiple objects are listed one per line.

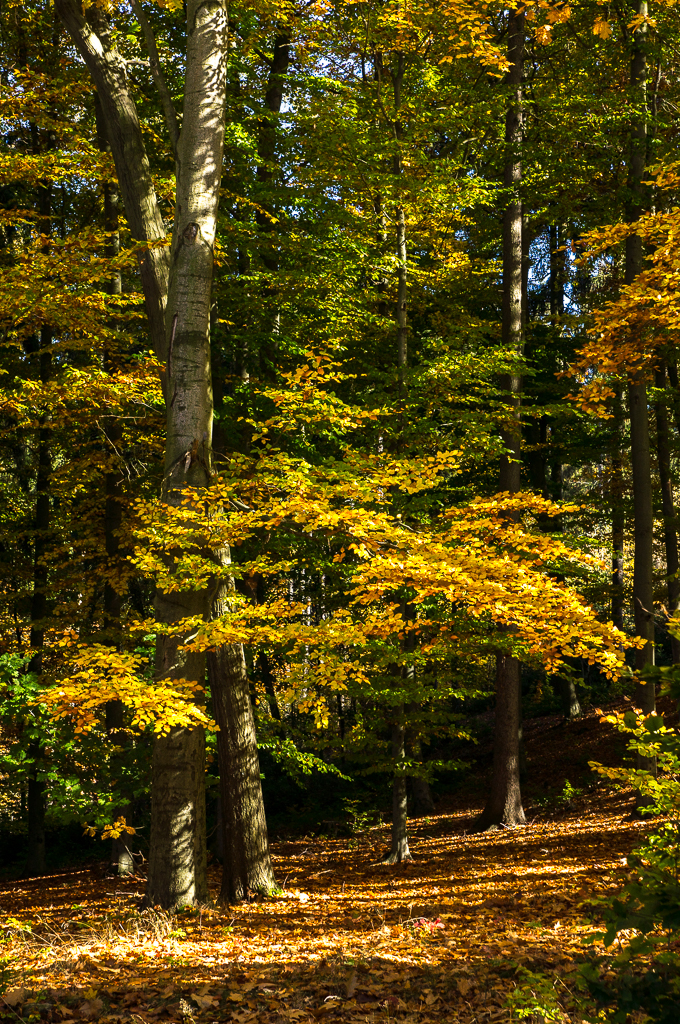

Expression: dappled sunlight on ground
xmin=0 ymin=704 xmax=658 ymax=1022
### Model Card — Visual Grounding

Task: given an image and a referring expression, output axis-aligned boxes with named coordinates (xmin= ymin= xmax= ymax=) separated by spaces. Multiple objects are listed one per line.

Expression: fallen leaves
xmin=0 ymin=703 xmax=660 ymax=1024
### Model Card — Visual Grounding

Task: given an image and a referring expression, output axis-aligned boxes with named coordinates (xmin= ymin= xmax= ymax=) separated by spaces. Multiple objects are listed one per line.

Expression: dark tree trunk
xmin=411 ymin=777 xmax=435 ymax=817
xmin=476 ymin=655 xmax=526 ymax=829
xmin=611 ymin=386 xmax=626 ymax=632
xmin=626 ymin=4 xmax=655 ymax=711
xmin=209 ymin=556 xmax=276 ymax=902
xmin=383 ymin=720 xmax=412 ymax=864
xmin=559 ymin=675 xmax=581 ymax=720
xmin=25 ymin=169 xmax=52 ymax=876
xmin=477 ymin=8 xmax=526 ymax=830
xmin=655 ymin=364 xmax=680 ymax=662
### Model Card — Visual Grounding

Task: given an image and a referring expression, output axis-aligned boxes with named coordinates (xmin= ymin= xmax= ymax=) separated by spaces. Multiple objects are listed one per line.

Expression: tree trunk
xmin=477 ymin=8 xmax=526 ymax=830
xmin=655 ymin=364 xmax=680 ymax=662
xmin=383 ymin=720 xmax=412 ymax=864
xmin=57 ymin=0 xmax=230 ymax=908
xmin=25 ymin=170 xmax=53 ymax=877
xmin=559 ymin=675 xmax=581 ymax=720
xmin=411 ymin=777 xmax=435 ymax=817
xmin=208 ymin=555 xmax=276 ymax=902
xmin=611 ymin=386 xmax=626 ymax=632
xmin=96 ymin=93 xmax=133 ymax=876
xmin=625 ymin=3 xmax=655 ymax=717
xmin=476 ymin=655 xmax=526 ymax=829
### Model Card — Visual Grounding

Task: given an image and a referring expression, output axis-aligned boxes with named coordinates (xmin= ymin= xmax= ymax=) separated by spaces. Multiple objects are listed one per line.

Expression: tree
xmin=475 ymin=6 xmax=526 ymax=832
xmin=55 ymin=0 xmax=275 ymax=906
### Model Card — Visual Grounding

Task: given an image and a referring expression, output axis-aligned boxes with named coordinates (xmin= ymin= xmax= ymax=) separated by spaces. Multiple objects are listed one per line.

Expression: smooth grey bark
xmin=208 ymin=555 xmax=276 ymax=902
xmin=655 ymin=364 xmax=680 ymax=662
xmin=147 ymin=0 xmax=229 ymax=909
xmin=56 ymin=0 xmax=229 ymax=907
xmin=476 ymin=8 xmax=526 ymax=831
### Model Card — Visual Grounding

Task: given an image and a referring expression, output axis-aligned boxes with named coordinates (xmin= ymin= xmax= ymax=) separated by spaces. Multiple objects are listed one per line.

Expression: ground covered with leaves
xmin=0 ymin=704 xmax=658 ymax=1024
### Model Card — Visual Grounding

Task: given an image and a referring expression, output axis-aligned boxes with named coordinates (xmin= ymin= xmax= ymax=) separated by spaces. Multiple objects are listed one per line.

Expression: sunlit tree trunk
xmin=57 ymin=0 xmax=229 ymax=907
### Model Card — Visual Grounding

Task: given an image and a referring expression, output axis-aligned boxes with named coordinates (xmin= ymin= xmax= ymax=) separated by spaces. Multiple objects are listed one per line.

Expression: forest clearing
xmin=0 ymin=704 xmax=661 ymax=1024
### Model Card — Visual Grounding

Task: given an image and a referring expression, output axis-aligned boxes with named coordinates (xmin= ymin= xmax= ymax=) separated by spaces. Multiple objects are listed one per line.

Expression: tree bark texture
xmin=57 ymin=0 xmax=230 ymax=908
xmin=478 ymin=9 xmax=526 ymax=830
xmin=209 ymin=636 xmax=276 ymax=901
xmin=383 ymin=719 xmax=412 ymax=864
xmin=655 ymin=364 xmax=680 ymax=662
xmin=147 ymin=0 xmax=229 ymax=909
xmin=476 ymin=655 xmax=526 ymax=829
xmin=208 ymin=549 xmax=276 ymax=902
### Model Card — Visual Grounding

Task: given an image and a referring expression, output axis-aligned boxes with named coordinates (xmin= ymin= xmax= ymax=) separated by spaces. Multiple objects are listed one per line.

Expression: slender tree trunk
xmin=95 ymin=94 xmax=133 ymax=876
xmin=251 ymin=30 xmax=290 ymax=362
xmin=611 ymin=386 xmax=626 ymax=632
xmin=25 ymin=153 xmax=53 ymax=876
xmin=209 ymin=593 xmax=276 ymax=900
xmin=625 ymin=4 xmax=655 ymax=721
xmin=476 ymin=8 xmax=526 ymax=830
xmin=655 ymin=364 xmax=680 ymax=662
xmin=666 ymin=359 xmax=680 ymax=438
xmin=375 ymin=51 xmax=415 ymax=863
xmin=25 ymin=323 xmax=51 ymax=879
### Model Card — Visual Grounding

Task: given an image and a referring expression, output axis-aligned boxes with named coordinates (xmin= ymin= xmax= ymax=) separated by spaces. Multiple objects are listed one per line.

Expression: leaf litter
xmin=0 ymin=701 xmax=660 ymax=1023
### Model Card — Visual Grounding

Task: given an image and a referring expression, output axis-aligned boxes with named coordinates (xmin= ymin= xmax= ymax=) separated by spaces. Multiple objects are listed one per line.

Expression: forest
xmin=1 ymin=0 xmax=680 ymax=1021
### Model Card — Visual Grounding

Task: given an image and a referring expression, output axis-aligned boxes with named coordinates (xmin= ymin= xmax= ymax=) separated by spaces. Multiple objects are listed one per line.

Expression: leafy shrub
xmin=584 ymin=702 xmax=680 ymax=1022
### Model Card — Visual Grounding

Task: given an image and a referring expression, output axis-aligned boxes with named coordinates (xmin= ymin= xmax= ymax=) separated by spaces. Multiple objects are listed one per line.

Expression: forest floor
xmin=0 ymin=699 xmax=662 ymax=1024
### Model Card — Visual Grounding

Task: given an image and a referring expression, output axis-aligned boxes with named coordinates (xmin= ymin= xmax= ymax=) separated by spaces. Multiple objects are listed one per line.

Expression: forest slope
xmin=0 ymin=700 xmax=659 ymax=1024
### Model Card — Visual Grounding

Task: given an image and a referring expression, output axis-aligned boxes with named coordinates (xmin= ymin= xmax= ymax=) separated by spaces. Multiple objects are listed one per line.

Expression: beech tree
xmin=54 ymin=0 xmax=275 ymax=906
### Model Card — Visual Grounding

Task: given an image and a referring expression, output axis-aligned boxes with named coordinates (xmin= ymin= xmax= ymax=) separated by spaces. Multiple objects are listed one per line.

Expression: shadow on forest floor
xmin=0 ymin=698 xmax=663 ymax=1023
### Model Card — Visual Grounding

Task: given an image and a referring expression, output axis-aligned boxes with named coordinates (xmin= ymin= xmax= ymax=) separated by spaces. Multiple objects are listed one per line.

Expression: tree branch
xmin=131 ymin=0 xmax=181 ymax=158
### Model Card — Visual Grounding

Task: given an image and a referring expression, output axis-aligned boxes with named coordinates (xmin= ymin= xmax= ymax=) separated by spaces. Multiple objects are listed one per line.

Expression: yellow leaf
xmin=593 ymin=18 xmax=612 ymax=39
